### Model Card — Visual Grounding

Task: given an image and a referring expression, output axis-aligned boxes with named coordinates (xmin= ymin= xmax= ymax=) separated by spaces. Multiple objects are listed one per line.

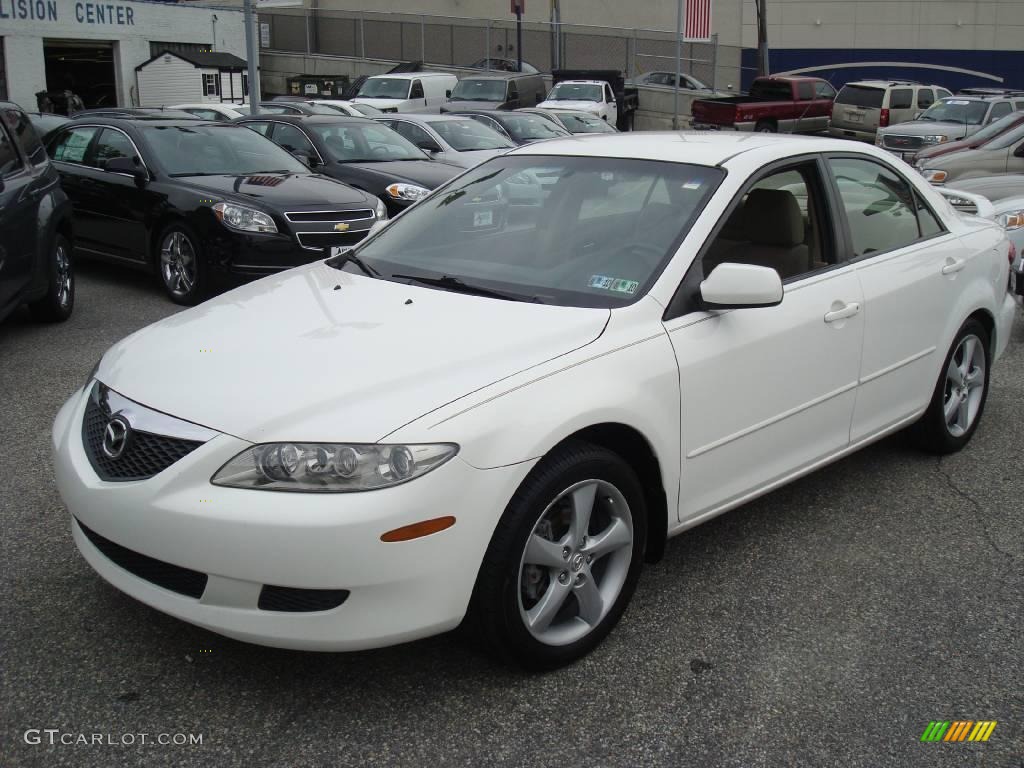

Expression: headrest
xmin=742 ymin=188 xmax=804 ymax=246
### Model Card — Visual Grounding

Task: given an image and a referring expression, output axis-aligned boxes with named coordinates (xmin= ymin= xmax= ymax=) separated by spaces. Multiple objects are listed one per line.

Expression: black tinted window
xmin=917 ymin=89 xmax=935 ymax=108
xmin=797 ymin=82 xmax=815 ymax=100
xmin=94 ymin=128 xmax=139 ymax=167
xmin=271 ymin=124 xmax=315 ymax=154
xmin=0 ymin=123 xmax=20 ymax=175
xmin=3 ymin=109 xmax=46 ymax=165
xmin=750 ymin=81 xmax=794 ymax=100
xmin=835 ymin=85 xmax=885 ymax=108
xmin=889 ymin=89 xmax=913 ymax=109
xmin=410 ymin=80 xmax=425 ymax=99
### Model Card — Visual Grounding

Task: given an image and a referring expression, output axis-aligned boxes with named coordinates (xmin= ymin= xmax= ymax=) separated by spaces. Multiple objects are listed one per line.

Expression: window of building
xmin=242 ymin=72 xmax=249 ymax=97
xmin=150 ymin=41 xmax=213 ymax=57
xmin=203 ymin=73 xmax=220 ymax=97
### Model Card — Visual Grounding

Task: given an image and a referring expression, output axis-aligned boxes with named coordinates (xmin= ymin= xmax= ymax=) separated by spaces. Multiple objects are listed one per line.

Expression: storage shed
xmin=136 ymin=49 xmax=251 ymax=107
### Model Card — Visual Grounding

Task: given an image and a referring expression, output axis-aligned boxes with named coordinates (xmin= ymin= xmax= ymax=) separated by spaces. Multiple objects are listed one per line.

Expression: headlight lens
xmin=922 ymin=169 xmax=948 ymax=184
xmin=997 ymin=210 xmax=1024 ymax=230
xmin=386 ymin=182 xmax=430 ymax=202
xmin=374 ymin=197 xmax=388 ymax=219
xmin=212 ymin=202 xmax=277 ymax=233
xmin=211 ymin=442 xmax=458 ymax=492
xmin=920 ymin=135 xmax=949 ymax=145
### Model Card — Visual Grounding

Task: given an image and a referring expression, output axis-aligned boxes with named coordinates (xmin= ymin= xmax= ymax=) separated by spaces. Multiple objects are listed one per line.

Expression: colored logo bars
xmin=920 ymin=721 xmax=997 ymax=742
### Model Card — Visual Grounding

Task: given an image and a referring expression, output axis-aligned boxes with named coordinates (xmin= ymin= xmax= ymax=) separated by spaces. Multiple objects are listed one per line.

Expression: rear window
xmin=749 ymin=80 xmax=794 ymax=100
xmin=835 ymin=85 xmax=885 ymax=108
xmin=889 ymin=89 xmax=913 ymax=109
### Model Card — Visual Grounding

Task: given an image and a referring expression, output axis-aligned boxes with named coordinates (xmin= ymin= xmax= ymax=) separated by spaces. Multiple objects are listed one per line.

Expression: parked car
xmin=352 ymin=72 xmax=458 ymax=114
xmin=828 ymin=80 xmax=952 ymax=142
xmin=26 ymin=112 xmax=70 ymax=141
xmin=54 ymin=133 xmax=1017 ymax=670
xmin=441 ymin=72 xmax=547 ymax=112
xmin=518 ymin=108 xmax=619 ymax=134
xmin=44 ymin=118 xmax=384 ymax=304
xmin=956 ymin=87 xmax=1024 ymax=98
xmin=299 ymin=100 xmax=384 ymax=117
xmin=375 ymin=113 xmax=514 ymax=168
xmin=876 ymin=95 xmax=1022 ymax=161
xmin=467 ymin=58 xmax=540 ymax=74
xmin=916 ymin=122 xmax=1024 ymax=184
xmin=629 ymin=71 xmax=717 ymax=92
xmin=0 ymin=102 xmax=75 ymax=323
xmin=233 ymin=102 xmax=340 ymax=117
xmin=691 ymin=75 xmax=836 ymax=134
xmin=538 ymin=70 xmax=639 ymax=131
xmin=914 ymin=112 xmax=1024 ymax=165
xmin=236 ymin=114 xmax=461 ymax=216
xmin=448 ymin=109 xmax=570 ymax=145
xmin=70 ymin=107 xmax=201 ymax=121
xmin=168 ymin=103 xmax=249 ymax=122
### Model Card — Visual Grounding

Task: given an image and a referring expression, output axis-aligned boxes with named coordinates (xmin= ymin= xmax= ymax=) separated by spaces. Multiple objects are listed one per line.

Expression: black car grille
xmin=285 ymin=209 xmax=374 ymax=223
xmin=296 ymin=231 xmax=370 ymax=252
xmin=82 ymin=396 xmax=203 ymax=482
xmin=77 ymin=519 xmax=208 ymax=599
xmin=882 ymin=134 xmax=925 ymax=150
xmin=258 ymin=585 xmax=350 ymax=612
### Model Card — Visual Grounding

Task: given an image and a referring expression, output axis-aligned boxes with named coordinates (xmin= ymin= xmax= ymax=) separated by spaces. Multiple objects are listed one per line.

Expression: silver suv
xmin=829 ymin=81 xmax=951 ymax=142
xmin=876 ymin=95 xmax=1024 ymax=161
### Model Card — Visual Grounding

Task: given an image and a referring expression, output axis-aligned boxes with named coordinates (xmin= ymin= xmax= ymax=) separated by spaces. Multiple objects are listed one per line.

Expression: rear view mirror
xmin=104 ymin=156 xmax=148 ymax=188
xmin=699 ymin=263 xmax=783 ymax=309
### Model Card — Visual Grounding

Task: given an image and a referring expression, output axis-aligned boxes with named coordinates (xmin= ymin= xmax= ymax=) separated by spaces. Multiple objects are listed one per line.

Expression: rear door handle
xmin=824 ymin=302 xmax=861 ymax=323
xmin=942 ymin=257 xmax=966 ymax=275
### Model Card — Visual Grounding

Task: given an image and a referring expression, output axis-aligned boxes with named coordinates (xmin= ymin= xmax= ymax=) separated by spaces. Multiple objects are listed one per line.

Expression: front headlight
xmin=920 ymin=135 xmax=950 ymax=145
xmin=211 ymin=442 xmax=458 ymax=492
xmin=212 ymin=202 xmax=277 ymax=234
xmin=921 ymin=169 xmax=948 ymax=184
xmin=374 ymin=197 xmax=388 ymax=220
xmin=386 ymin=182 xmax=430 ymax=202
xmin=997 ymin=210 xmax=1024 ymax=231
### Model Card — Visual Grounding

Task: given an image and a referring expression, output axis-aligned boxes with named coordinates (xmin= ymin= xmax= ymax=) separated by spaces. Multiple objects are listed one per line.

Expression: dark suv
xmin=0 ymin=102 xmax=75 ymax=323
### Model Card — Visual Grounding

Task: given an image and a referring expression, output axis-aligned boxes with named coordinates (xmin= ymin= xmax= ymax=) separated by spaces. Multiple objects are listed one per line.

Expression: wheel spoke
xmin=946 ymin=356 xmax=961 ymax=385
xmin=959 ymin=337 xmax=976 ymax=378
xmin=943 ymin=393 xmax=959 ymax=424
xmin=957 ymin=399 xmax=970 ymax=432
xmin=965 ymin=366 xmax=983 ymax=389
xmin=523 ymin=534 xmax=566 ymax=569
xmin=179 ymin=267 xmax=194 ymax=292
xmin=526 ymin=579 xmax=572 ymax=633
xmin=582 ymin=518 xmax=632 ymax=561
xmin=568 ymin=482 xmax=596 ymax=544
xmin=574 ymin=577 xmax=604 ymax=626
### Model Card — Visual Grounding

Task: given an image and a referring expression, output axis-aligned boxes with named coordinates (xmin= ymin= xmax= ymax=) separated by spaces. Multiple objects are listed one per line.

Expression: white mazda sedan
xmin=53 ymin=133 xmax=1018 ymax=669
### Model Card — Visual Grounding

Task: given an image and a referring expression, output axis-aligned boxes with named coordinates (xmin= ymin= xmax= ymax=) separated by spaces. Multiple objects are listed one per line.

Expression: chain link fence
xmin=258 ymin=9 xmax=740 ymax=90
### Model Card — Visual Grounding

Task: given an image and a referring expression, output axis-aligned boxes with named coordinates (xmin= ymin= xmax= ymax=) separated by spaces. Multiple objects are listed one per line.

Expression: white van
xmin=353 ymin=72 xmax=458 ymax=113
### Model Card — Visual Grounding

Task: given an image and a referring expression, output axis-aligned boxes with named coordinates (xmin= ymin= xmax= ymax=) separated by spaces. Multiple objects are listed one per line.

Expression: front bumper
xmin=828 ymin=126 xmax=875 ymax=142
xmin=53 ymin=387 xmax=532 ymax=651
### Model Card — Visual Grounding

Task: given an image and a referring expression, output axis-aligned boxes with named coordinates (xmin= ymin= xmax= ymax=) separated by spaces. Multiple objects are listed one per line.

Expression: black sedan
xmin=445 ymin=109 xmax=570 ymax=145
xmin=45 ymin=117 xmax=383 ymax=304
xmin=235 ymin=114 xmax=461 ymax=216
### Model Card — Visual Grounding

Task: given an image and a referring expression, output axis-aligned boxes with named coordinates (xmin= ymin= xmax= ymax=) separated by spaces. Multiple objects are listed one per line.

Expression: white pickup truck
xmin=536 ymin=70 xmax=639 ymax=130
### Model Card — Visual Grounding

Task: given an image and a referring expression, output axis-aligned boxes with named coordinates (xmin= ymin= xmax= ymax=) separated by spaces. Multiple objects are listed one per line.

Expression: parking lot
xmin=1 ymin=261 xmax=1020 ymax=767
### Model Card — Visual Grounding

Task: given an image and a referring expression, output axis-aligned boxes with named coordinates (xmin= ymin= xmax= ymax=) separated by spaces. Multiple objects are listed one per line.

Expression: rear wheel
xmin=755 ymin=119 xmax=777 ymax=133
xmin=28 ymin=234 xmax=74 ymax=322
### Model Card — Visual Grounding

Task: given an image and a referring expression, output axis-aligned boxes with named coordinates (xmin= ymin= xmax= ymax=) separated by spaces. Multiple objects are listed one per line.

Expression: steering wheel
xmin=370 ymin=145 xmax=393 ymax=157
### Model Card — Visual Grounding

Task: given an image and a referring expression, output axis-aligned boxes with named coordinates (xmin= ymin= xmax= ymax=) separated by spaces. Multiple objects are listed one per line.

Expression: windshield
xmin=495 ymin=114 xmax=568 ymax=142
xmin=142 ymin=124 xmax=309 ymax=176
xmin=982 ymin=122 xmax=1024 ymax=151
xmin=356 ymin=78 xmax=411 ymax=100
xmin=431 ymin=119 xmax=514 ymax=151
xmin=556 ymin=112 xmax=617 ymax=133
xmin=835 ymin=85 xmax=885 ymax=108
xmin=919 ymin=99 xmax=990 ymax=125
xmin=343 ymin=156 xmax=724 ymax=307
xmin=450 ymin=79 xmax=509 ymax=102
xmin=547 ymin=83 xmax=603 ymax=102
xmin=308 ymin=122 xmax=426 ymax=162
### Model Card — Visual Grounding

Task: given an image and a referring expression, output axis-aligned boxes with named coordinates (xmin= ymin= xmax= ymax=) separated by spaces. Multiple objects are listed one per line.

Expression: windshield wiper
xmin=390 ymin=273 xmax=540 ymax=302
xmin=326 ymin=250 xmax=380 ymax=277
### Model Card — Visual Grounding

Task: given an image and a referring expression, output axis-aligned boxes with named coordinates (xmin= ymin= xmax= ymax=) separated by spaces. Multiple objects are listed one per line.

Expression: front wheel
xmin=469 ymin=441 xmax=647 ymax=670
xmin=28 ymin=234 xmax=74 ymax=322
xmin=157 ymin=224 xmax=207 ymax=305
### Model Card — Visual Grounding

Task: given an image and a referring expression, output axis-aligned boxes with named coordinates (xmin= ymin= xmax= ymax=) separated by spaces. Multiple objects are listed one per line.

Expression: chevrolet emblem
xmin=333 ymin=222 xmax=350 ymax=232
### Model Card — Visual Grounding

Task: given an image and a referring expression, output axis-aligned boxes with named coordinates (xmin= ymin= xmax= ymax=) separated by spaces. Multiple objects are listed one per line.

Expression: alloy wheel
xmin=55 ymin=243 xmax=71 ymax=309
xmin=943 ymin=333 xmax=986 ymax=437
xmin=517 ymin=479 xmax=634 ymax=646
xmin=160 ymin=231 xmax=197 ymax=297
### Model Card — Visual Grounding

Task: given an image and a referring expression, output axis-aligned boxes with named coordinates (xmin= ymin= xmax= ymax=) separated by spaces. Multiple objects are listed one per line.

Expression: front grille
xmin=296 ymin=231 xmax=369 ymax=252
xmin=882 ymin=134 xmax=925 ymax=150
xmin=258 ymin=585 xmax=350 ymax=612
xmin=285 ymin=209 xmax=374 ymax=223
xmin=82 ymin=396 xmax=203 ymax=482
xmin=77 ymin=519 xmax=208 ymax=599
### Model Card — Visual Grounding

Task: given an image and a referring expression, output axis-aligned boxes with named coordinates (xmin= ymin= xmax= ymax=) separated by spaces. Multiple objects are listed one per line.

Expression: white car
xmin=300 ymin=99 xmax=385 ymax=118
xmin=166 ymin=103 xmax=248 ymax=122
xmin=537 ymin=80 xmax=617 ymax=123
xmin=53 ymin=134 xmax=1018 ymax=669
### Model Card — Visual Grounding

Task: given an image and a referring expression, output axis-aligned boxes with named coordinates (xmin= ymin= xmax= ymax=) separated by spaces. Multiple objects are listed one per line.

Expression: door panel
xmin=0 ymin=124 xmax=34 ymax=309
xmin=48 ymin=125 xmax=102 ymax=252
xmin=78 ymin=128 xmax=149 ymax=261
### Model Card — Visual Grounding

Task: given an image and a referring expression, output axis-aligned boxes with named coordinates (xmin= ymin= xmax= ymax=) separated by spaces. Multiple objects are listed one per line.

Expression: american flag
xmin=685 ymin=0 xmax=712 ymax=42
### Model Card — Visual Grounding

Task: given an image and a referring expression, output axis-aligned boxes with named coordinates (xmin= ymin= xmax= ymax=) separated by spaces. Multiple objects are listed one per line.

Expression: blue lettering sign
xmin=0 ymin=0 xmax=134 ymax=24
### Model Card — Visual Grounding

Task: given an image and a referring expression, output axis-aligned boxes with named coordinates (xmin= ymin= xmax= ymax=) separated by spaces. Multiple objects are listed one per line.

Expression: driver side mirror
xmin=699 ymin=263 xmax=783 ymax=310
xmin=104 ymin=156 xmax=148 ymax=188
xmin=416 ymin=139 xmax=442 ymax=153
xmin=290 ymin=150 xmax=318 ymax=168
xmin=1014 ymin=142 xmax=1024 ymax=158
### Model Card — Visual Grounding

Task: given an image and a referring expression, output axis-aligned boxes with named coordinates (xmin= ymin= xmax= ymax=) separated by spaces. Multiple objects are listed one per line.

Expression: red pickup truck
xmin=691 ymin=76 xmax=837 ymax=134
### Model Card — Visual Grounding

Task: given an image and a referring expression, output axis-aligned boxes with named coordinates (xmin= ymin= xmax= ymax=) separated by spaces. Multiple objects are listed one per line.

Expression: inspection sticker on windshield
xmin=589 ymin=275 xmax=639 ymax=294
xmin=681 ymin=180 xmax=703 ymax=190
xmin=947 ymin=100 xmax=970 ymax=105
xmin=473 ymin=210 xmax=494 ymax=227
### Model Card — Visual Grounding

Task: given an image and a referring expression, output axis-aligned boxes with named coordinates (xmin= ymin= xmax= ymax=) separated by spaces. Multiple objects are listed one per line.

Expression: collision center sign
xmin=0 ymin=0 xmax=136 ymax=24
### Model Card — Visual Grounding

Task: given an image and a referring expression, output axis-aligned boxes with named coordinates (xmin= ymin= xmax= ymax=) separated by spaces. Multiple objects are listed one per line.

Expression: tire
xmin=27 ymin=234 xmax=74 ymax=322
xmin=909 ymin=318 xmax=990 ymax=454
xmin=156 ymin=224 xmax=207 ymax=306
xmin=755 ymin=120 xmax=777 ymax=133
xmin=469 ymin=440 xmax=647 ymax=670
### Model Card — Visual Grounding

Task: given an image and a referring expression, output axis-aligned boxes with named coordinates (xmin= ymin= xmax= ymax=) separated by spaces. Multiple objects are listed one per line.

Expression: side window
xmin=271 ymin=124 xmax=315 ymax=155
xmin=392 ymin=121 xmax=434 ymax=148
xmin=889 ymin=89 xmax=913 ymax=109
xmin=936 ymin=89 xmax=953 ymax=99
xmin=507 ymin=81 xmax=519 ymax=101
xmin=917 ymin=89 xmax=935 ymax=109
xmin=988 ymin=102 xmax=1012 ymax=123
xmin=410 ymin=80 xmax=424 ymax=99
xmin=815 ymin=82 xmax=836 ymax=100
xmin=202 ymin=73 xmax=219 ymax=96
xmin=3 ymin=109 xmax=46 ymax=166
xmin=797 ymin=82 xmax=815 ymax=101
xmin=189 ymin=109 xmax=222 ymax=121
xmin=829 ymin=157 xmax=924 ymax=257
xmin=0 ymin=122 xmax=21 ymax=176
xmin=914 ymin=192 xmax=945 ymax=239
xmin=48 ymin=126 xmax=98 ymax=164
xmin=604 ymin=83 xmax=615 ymax=102
xmin=1015 ymin=101 xmax=1024 ymax=112
xmin=702 ymin=163 xmax=830 ymax=281
xmin=243 ymin=121 xmax=271 ymax=136
xmin=93 ymin=128 xmax=139 ymax=168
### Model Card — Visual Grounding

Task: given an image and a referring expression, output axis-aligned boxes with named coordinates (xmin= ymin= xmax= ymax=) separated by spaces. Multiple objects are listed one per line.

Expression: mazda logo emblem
xmin=102 ymin=416 xmax=132 ymax=459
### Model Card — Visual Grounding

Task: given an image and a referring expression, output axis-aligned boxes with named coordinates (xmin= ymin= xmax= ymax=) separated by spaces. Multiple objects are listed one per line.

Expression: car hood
xmin=176 ymin=172 xmax=375 ymax=209
xmin=97 ymin=262 xmax=609 ymax=443
xmin=351 ymin=97 xmax=404 ymax=110
xmin=537 ymin=100 xmax=600 ymax=112
xmin=880 ymin=121 xmax=970 ymax=139
xmin=342 ymin=159 xmax=461 ymax=189
xmin=439 ymin=148 xmax=508 ymax=168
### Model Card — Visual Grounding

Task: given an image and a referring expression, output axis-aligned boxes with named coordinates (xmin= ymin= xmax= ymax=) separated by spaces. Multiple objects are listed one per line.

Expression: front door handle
xmin=942 ymin=257 xmax=966 ymax=275
xmin=824 ymin=301 xmax=861 ymax=323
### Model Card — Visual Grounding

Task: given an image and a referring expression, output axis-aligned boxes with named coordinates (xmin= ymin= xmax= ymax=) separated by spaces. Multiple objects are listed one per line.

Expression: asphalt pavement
xmin=1 ymin=261 xmax=1021 ymax=767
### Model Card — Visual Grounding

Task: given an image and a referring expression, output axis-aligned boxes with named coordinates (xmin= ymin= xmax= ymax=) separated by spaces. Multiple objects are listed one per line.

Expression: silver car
xmin=375 ymin=113 xmax=514 ymax=169
xmin=876 ymin=95 xmax=1024 ymax=162
xmin=917 ymin=122 xmax=1024 ymax=185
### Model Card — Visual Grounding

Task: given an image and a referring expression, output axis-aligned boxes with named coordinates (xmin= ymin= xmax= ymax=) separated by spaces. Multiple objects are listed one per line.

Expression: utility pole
xmin=756 ymin=0 xmax=769 ymax=77
xmin=550 ymin=0 xmax=561 ymax=71
xmin=513 ymin=0 xmax=524 ymax=73
xmin=673 ymin=0 xmax=685 ymax=129
xmin=243 ymin=0 xmax=261 ymax=113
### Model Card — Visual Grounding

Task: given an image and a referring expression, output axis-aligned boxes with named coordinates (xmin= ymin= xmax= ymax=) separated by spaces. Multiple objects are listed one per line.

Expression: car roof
xmin=457 ymin=72 xmax=521 ymax=81
xmin=449 ymin=109 xmax=516 ymax=117
xmin=63 ymin=117 xmax=225 ymax=127
xmin=940 ymin=95 xmax=1009 ymax=102
xmin=379 ymin=113 xmax=476 ymax=123
xmin=366 ymin=72 xmax=453 ymax=80
xmin=843 ymin=80 xmax=927 ymax=88
xmin=241 ymin=113 xmax=372 ymax=125
xmin=555 ymin=80 xmax=605 ymax=85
